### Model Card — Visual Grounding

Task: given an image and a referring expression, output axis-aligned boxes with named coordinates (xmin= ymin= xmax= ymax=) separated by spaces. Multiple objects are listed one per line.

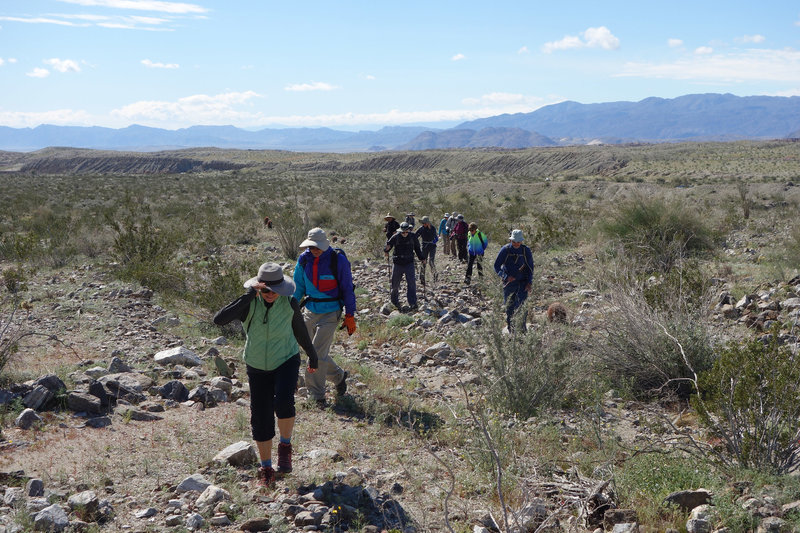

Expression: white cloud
xmin=451 ymin=53 xmax=466 ymax=61
xmin=542 ymin=26 xmax=620 ymax=53
xmin=56 ymin=0 xmax=208 ymax=14
xmin=772 ymin=88 xmax=800 ymax=96
xmin=364 ymin=74 xmax=376 ymax=80
xmin=618 ymin=48 xmax=800 ymax=83
xmin=111 ymin=91 xmax=262 ymax=123
xmin=0 ymin=16 xmax=80 ymax=26
xmin=517 ymin=46 xmax=529 ymax=54
xmin=668 ymin=38 xmax=683 ymax=48
xmin=0 ymin=108 xmax=94 ymax=127
xmin=0 ymin=58 xmax=4 ymax=67
xmin=284 ymin=82 xmax=338 ymax=92
xmin=740 ymin=34 xmax=765 ymax=43
xmin=694 ymin=46 xmax=714 ymax=55
xmin=44 ymin=58 xmax=81 ymax=73
xmin=583 ymin=27 xmax=620 ymax=50
xmin=141 ymin=58 xmax=179 ymax=69
xmin=462 ymin=92 xmax=527 ymax=106
xmin=27 ymin=68 xmax=50 ymax=78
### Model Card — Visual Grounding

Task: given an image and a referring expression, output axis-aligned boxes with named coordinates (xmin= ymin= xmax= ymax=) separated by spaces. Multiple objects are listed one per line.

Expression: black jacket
xmin=384 ymin=219 xmax=400 ymax=240
xmin=385 ymin=231 xmax=424 ymax=265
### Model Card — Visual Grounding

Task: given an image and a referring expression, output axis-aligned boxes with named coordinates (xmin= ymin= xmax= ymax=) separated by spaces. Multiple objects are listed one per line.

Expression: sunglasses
xmin=308 ymin=246 xmax=321 ymax=251
xmin=259 ymin=288 xmax=274 ymax=295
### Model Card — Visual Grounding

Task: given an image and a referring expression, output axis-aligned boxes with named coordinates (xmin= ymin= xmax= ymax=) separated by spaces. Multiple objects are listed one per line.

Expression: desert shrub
xmin=692 ymin=332 xmax=800 ymax=474
xmin=591 ymin=267 xmax=715 ymax=399
xmin=271 ymin=201 xmax=308 ymax=260
xmin=190 ymin=256 xmax=259 ymax=313
xmin=616 ymin=452 xmax=723 ymax=528
xmin=104 ymin=201 xmax=182 ymax=293
xmin=477 ymin=304 xmax=579 ymax=418
xmin=599 ymin=194 xmax=715 ymax=273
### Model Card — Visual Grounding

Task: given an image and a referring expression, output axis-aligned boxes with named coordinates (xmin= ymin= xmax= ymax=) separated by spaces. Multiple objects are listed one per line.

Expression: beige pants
xmin=302 ymin=309 xmax=346 ymax=400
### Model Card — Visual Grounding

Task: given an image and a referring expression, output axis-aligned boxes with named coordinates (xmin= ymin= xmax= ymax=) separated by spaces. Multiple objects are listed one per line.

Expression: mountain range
xmin=1 ymin=93 xmax=798 ymax=153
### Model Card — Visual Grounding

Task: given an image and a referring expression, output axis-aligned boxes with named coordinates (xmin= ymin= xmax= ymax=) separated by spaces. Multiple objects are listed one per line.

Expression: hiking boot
xmin=336 ymin=371 xmax=348 ymax=396
xmin=464 ymin=277 xmax=471 ymax=285
xmin=315 ymin=398 xmax=328 ymax=409
xmin=258 ymin=466 xmax=275 ymax=487
xmin=276 ymin=442 xmax=292 ymax=473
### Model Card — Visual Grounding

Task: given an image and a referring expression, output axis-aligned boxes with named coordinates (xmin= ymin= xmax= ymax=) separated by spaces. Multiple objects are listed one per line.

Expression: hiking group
xmin=213 ymin=216 xmax=534 ymax=488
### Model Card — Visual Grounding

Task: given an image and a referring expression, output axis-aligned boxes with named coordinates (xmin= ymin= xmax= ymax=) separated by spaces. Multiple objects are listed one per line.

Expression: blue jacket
xmin=438 ymin=218 xmax=448 ymax=236
xmin=467 ymin=230 xmax=489 ymax=256
xmin=494 ymin=243 xmax=534 ymax=285
xmin=293 ymin=248 xmax=357 ymax=316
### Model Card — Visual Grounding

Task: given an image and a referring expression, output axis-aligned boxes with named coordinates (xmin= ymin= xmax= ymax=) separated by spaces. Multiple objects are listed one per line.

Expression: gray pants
xmin=302 ymin=309 xmax=346 ymax=400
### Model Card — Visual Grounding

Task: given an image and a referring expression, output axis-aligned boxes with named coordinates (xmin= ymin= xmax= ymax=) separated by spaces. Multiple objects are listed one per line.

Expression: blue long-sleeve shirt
xmin=293 ymin=248 xmax=357 ymax=316
xmin=494 ymin=243 xmax=534 ymax=285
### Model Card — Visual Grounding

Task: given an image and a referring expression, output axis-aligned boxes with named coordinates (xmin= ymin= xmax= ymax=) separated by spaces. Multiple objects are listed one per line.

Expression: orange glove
xmin=340 ymin=314 xmax=356 ymax=335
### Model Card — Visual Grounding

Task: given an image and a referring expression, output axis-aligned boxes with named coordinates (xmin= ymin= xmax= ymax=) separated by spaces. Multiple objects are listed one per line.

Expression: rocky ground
xmin=1 ymin=241 xmax=800 ymax=532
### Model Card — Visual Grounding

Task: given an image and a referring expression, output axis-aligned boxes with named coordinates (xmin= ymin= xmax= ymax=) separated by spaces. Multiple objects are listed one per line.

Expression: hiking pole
xmin=420 ymin=260 xmax=427 ymax=301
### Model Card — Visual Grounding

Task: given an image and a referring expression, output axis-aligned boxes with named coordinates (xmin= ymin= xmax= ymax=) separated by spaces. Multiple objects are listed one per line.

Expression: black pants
xmin=466 ymin=254 xmax=483 ymax=280
xmin=456 ymin=239 xmax=468 ymax=262
xmin=246 ymin=354 xmax=300 ymax=442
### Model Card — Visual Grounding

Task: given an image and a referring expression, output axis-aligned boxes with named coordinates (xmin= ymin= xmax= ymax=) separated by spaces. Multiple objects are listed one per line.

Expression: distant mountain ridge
xmin=0 ymin=93 xmax=797 ymax=152
xmin=455 ymin=93 xmax=800 ymax=142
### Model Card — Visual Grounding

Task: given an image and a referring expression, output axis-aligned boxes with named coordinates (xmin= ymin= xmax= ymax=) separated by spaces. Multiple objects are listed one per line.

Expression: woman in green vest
xmin=214 ymin=263 xmax=319 ymax=488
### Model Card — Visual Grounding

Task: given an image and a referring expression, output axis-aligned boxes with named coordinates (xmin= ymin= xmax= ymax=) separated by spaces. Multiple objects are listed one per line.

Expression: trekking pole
xmin=420 ymin=260 xmax=427 ymax=300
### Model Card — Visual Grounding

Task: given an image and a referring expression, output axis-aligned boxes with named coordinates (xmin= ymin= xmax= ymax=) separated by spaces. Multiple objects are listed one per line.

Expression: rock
xmin=68 ymin=490 xmax=100 ymax=521
xmin=26 ymin=478 xmax=45 ymax=497
xmin=176 ymin=473 xmax=212 ymax=494
xmin=67 ymin=391 xmax=103 ymax=414
xmin=85 ymin=416 xmax=112 ymax=428
xmin=757 ymin=516 xmax=788 ymax=533
xmin=209 ymin=514 xmax=232 ymax=526
xmin=3 ymin=487 xmax=24 ymax=506
xmin=98 ymin=372 xmax=151 ymax=403
xmin=34 ymin=374 xmax=66 ymax=392
xmin=605 ymin=509 xmax=638 ymax=529
xmin=611 ymin=524 xmax=640 ymax=533
xmin=686 ymin=504 xmax=714 ymax=533
xmin=240 ymin=518 xmax=272 ymax=531
xmin=108 ymin=356 xmax=132 ymax=373
xmin=213 ymin=441 xmax=258 ymax=467
xmin=15 ymin=408 xmax=43 ymax=429
xmin=134 ymin=507 xmax=158 ymax=518
xmin=195 ymin=485 xmax=230 ymax=510
xmin=664 ymin=489 xmax=713 ymax=512
xmin=23 ymin=385 xmax=54 ymax=411
xmin=33 ymin=504 xmax=69 ymax=532
xmin=781 ymin=298 xmax=800 ymax=311
xmin=185 ymin=512 xmax=204 ymax=529
xmin=307 ymin=448 xmax=343 ymax=463
xmin=157 ymin=380 xmax=189 ymax=402
xmin=83 ymin=366 xmax=108 ymax=379
xmin=119 ymin=408 xmax=163 ymax=422
xmin=154 ymin=346 xmax=203 ymax=367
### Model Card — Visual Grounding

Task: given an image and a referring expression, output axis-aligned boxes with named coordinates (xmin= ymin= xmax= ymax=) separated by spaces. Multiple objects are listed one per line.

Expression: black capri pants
xmin=246 ymin=354 xmax=300 ymax=442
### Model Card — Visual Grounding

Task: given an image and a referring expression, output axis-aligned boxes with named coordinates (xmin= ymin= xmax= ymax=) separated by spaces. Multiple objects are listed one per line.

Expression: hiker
xmin=438 ymin=213 xmax=450 ymax=255
xmin=465 ymin=222 xmax=488 ymax=284
xmin=494 ymin=229 xmax=535 ymax=331
xmin=405 ymin=212 xmax=416 ymax=229
xmin=293 ymin=228 xmax=353 ymax=409
xmin=451 ymin=214 xmax=469 ymax=263
xmin=383 ymin=213 xmax=400 ymax=241
xmin=415 ymin=216 xmax=438 ymax=283
xmin=445 ymin=213 xmax=458 ymax=257
xmin=213 ymin=263 xmax=318 ymax=487
xmin=384 ymin=221 xmax=425 ymax=311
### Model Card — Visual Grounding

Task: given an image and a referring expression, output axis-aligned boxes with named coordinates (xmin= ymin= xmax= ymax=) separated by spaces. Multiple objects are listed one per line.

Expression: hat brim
xmin=299 ymin=238 xmax=330 ymax=251
xmin=243 ymin=275 xmax=296 ymax=296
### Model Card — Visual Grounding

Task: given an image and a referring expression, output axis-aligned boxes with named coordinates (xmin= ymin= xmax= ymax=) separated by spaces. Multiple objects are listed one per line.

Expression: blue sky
xmin=1 ymin=0 xmax=799 ymax=130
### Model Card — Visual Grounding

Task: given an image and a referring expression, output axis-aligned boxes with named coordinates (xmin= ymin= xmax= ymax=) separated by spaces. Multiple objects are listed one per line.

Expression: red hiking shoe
xmin=258 ymin=466 xmax=275 ymax=487
xmin=276 ymin=442 xmax=292 ymax=474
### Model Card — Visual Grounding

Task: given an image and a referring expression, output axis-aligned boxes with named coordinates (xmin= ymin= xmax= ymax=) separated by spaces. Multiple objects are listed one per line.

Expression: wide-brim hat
xmin=384 ymin=213 xmax=394 ymax=220
xmin=509 ymin=229 xmax=525 ymax=242
xmin=299 ymin=227 xmax=330 ymax=251
xmin=457 ymin=214 xmax=464 ymax=220
xmin=244 ymin=263 xmax=296 ymax=296
xmin=444 ymin=212 xmax=450 ymax=217
xmin=420 ymin=216 xmax=431 ymax=224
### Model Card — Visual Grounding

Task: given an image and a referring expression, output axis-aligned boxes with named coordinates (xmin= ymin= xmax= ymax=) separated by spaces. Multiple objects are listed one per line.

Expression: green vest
xmin=242 ymin=296 xmax=299 ymax=371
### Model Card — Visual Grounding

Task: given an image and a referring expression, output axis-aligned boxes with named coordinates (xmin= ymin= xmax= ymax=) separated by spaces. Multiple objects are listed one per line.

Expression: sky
xmin=1 ymin=1 xmax=799 ymax=131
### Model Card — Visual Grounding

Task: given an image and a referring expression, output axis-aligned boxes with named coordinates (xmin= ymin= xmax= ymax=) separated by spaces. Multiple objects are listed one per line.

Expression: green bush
xmin=592 ymin=267 xmax=715 ymax=399
xmin=693 ymin=332 xmax=800 ymax=474
xmin=600 ymin=194 xmax=715 ymax=273
xmin=477 ymin=305 xmax=578 ymax=418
